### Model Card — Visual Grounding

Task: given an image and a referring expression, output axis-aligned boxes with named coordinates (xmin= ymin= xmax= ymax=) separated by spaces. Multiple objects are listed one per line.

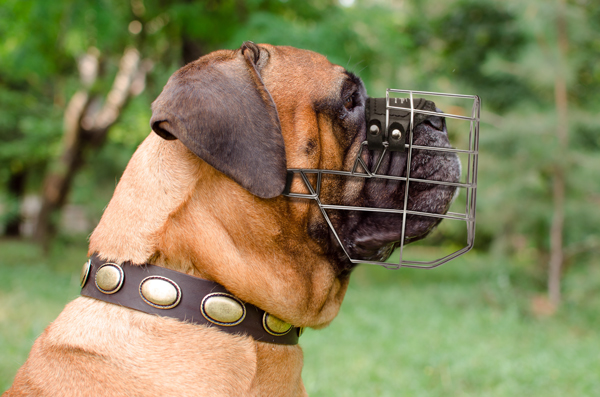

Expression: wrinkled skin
xmin=305 ymin=77 xmax=461 ymax=271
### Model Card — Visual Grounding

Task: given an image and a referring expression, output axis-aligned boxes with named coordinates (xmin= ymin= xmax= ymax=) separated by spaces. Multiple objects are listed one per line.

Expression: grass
xmin=1 ymin=239 xmax=599 ymax=395
xmin=0 ymin=238 xmax=86 ymax=390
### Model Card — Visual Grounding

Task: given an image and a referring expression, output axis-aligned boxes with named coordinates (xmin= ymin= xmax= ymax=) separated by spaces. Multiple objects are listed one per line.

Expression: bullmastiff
xmin=5 ymin=42 xmax=460 ymax=396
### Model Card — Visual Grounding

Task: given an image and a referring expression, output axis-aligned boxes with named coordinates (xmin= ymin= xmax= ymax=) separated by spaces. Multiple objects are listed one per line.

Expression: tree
xmin=34 ymin=47 xmax=152 ymax=245
xmin=0 ymin=1 xmax=68 ymax=237
xmin=1 ymin=0 xmax=598 ymax=292
xmin=425 ymin=0 xmax=600 ymax=307
xmin=548 ymin=0 xmax=569 ymax=306
xmin=8 ymin=0 xmax=354 ymax=243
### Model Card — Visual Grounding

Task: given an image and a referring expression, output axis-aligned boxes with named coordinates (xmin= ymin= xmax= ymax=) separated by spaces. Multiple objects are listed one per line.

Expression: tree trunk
xmin=34 ymin=47 xmax=150 ymax=248
xmin=548 ymin=0 xmax=569 ymax=307
xmin=182 ymin=37 xmax=205 ymax=65
xmin=4 ymin=169 xmax=26 ymax=237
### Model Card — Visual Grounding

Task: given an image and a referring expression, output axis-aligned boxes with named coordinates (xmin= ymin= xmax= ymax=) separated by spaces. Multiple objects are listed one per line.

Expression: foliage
xmin=472 ymin=0 xmax=600 ymax=274
xmin=0 ymin=0 xmax=598 ymax=300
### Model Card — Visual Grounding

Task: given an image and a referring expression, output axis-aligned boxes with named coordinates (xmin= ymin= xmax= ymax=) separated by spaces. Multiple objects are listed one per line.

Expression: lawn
xmin=1 ymin=239 xmax=599 ymax=396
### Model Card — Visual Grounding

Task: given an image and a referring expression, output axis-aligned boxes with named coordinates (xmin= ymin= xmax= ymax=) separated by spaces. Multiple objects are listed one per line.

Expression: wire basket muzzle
xmin=283 ymin=89 xmax=480 ymax=269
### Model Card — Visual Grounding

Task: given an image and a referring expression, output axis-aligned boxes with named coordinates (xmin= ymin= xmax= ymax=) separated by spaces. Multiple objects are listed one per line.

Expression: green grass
xmin=0 ymin=238 xmax=86 ymax=390
xmin=1 ymin=239 xmax=599 ymax=395
xmin=302 ymin=252 xmax=600 ymax=396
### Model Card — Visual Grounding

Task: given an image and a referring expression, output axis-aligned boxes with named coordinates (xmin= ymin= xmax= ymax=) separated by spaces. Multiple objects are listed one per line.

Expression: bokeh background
xmin=1 ymin=0 xmax=599 ymax=395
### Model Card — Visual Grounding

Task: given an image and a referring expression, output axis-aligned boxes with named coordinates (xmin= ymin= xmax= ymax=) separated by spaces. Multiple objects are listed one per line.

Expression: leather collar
xmin=80 ymin=254 xmax=301 ymax=345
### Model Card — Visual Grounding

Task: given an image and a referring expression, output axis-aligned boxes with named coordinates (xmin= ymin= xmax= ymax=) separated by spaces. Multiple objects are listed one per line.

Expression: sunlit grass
xmin=0 ymin=238 xmax=85 ymax=390
xmin=1 ymin=240 xmax=599 ymax=395
xmin=301 ymin=250 xmax=600 ymax=396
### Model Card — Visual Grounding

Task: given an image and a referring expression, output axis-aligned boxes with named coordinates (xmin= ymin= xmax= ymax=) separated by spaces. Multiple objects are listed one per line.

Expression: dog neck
xmin=89 ymin=135 xmax=201 ymax=266
xmin=89 ymin=134 xmax=349 ymax=329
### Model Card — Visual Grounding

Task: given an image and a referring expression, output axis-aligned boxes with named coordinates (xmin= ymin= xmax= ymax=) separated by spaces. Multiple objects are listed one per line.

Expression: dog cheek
xmin=341 ymin=176 xmax=366 ymax=205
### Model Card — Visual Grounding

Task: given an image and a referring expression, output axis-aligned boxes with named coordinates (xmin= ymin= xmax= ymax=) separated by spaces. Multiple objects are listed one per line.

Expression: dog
xmin=5 ymin=42 xmax=460 ymax=396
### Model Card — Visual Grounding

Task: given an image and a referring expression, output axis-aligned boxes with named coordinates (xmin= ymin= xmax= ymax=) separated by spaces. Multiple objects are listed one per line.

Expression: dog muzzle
xmin=283 ymin=89 xmax=480 ymax=269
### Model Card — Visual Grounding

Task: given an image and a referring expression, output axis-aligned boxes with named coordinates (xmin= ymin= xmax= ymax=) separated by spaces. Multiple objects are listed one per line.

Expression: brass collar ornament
xmin=80 ymin=255 xmax=302 ymax=345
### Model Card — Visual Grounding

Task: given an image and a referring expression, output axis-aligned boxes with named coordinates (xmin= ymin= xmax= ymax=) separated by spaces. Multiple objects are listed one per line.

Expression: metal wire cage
xmin=283 ymin=89 xmax=481 ymax=269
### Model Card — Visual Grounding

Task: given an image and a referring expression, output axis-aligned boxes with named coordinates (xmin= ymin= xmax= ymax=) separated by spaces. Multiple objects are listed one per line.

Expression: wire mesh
xmin=284 ymin=89 xmax=480 ymax=269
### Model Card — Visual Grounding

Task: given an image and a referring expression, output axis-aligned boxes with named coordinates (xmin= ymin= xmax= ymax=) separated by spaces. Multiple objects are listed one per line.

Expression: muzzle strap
xmin=366 ymin=97 xmax=438 ymax=152
xmin=80 ymin=254 xmax=301 ymax=345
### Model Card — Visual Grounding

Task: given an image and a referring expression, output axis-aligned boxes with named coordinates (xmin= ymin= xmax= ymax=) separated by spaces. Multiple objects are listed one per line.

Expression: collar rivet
xmin=80 ymin=259 xmax=91 ymax=288
xmin=263 ymin=313 xmax=293 ymax=336
xmin=201 ymin=293 xmax=246 ymax=326
xmin=95 ymin=263 xmax=124 ymax=294
xmin=139 ymin=276 xmax=181 ymax=309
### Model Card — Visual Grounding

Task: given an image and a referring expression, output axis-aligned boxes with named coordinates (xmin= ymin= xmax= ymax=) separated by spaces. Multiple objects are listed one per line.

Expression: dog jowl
xmin=290 ymin=83 xmax=461 ymax=270
xmin=333 ymin=105 xmax=461 ymax=267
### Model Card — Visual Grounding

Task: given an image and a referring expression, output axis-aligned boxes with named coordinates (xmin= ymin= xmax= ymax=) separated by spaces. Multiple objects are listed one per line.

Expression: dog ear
xmin=150 ymin=42 xmax=287 ymax=199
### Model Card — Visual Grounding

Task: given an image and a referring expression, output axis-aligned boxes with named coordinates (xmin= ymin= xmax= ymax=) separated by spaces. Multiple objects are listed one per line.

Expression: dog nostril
xmin=421 ymin=115 xmax=445 ymax=131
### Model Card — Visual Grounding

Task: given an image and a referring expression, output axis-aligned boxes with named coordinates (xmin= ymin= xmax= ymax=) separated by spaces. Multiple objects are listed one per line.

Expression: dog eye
xmin=344 ymin=94 xmax=355 ymax=110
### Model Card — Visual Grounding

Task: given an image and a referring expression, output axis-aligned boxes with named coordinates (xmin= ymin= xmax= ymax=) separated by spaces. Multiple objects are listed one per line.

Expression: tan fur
xmin=5 ymin=45 xmax=355 ymax=396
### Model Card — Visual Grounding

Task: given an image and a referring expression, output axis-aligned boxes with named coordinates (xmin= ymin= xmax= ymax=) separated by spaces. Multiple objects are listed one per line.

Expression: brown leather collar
xmin=80 ymin=254 xmax=301 ymax=345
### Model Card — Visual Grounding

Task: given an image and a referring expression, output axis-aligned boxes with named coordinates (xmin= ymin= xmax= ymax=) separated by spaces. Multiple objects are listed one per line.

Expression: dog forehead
xmin=260 ymin=44 xmax=347 ymax=102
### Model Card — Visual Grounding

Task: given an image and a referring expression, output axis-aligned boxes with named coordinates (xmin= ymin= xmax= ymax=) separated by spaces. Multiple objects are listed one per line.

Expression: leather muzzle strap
xmin=80 ymin=255 xmax=301 ymax=345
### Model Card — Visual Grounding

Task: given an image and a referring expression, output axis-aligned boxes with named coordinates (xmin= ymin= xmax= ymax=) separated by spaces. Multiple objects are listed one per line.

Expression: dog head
xmin=104 ymin=42 xmax=460 ymax=327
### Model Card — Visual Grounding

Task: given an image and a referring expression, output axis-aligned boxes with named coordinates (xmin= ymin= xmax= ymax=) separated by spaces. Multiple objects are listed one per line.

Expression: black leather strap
xmin=366 ymin=97 xmax=437 ymax=152
xmin=81 ymin=255 xmax=301 ymax=345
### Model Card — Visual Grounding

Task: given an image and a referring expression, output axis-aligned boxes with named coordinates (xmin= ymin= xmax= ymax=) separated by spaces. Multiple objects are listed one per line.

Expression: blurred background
xmin=1 ymin=0 xmax=599 ymax=395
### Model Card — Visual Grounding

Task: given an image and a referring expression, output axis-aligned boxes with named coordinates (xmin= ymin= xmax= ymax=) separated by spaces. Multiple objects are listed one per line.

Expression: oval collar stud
xmin=80 ymin=259 xmax=91 ymax=288
xmin=201 ymin=293 xmax=246 ymax=326
xmin=95 ymin=263 xmax=124 ymax=294
xmin=139 ymin=276 xmax=181 ymax=309
xmin=263 ymin=313 xmax=293 ymax=336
